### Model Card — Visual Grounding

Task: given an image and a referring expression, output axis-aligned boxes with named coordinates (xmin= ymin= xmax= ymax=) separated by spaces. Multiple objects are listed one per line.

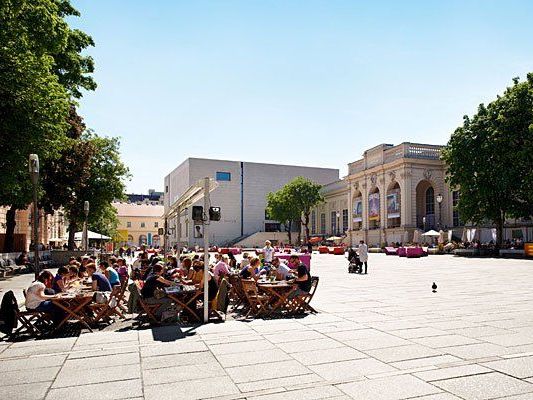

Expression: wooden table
xmin=52 ymin=292 xmax=95 ymax=332
xmin=165 ymin=286 xmax=203 ymax=322
xmin=257 ymin=281 xmax=296 ymax=316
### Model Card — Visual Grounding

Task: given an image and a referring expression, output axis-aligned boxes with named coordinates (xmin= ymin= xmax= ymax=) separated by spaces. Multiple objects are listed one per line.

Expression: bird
xmin=432 ymin=282 xmax=437 ymax=293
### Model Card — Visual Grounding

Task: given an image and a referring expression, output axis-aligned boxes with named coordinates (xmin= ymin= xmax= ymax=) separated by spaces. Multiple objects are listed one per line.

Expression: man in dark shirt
xmin=86 ymin=264 xmax=112 ymax=292
xmin=288 ymin=255 xmax=312 ymax=297
xmin=140 ymin=264 xmax=174 ymax=321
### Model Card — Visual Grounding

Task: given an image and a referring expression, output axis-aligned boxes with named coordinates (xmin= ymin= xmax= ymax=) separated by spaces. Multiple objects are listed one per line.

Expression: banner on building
xmin=114 ymin=229 xmax=128 ymax=242
xmin=353 ymin=198 xmax=363 ymax=222
xmin=387 ymin=192 xmax=400 ymax=219
xmin=368 ymin=193 xmax=380 ymax=221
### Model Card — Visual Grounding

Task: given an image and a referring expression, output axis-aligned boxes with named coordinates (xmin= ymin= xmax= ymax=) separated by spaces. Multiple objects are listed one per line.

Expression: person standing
xmin=262 ymin=240 xmax=275 ymax=264
xmin=357 ymin=240 xmax=368 ymax=274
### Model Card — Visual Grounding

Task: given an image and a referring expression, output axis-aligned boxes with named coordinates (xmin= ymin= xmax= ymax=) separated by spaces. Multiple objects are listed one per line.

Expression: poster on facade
xmin=353 ymin=199 xmax=363 ymax=222
xmin=368 ymin=193 xmax=380 ymax=221
xmin=194 ymin=224 xmax=204 ymax=238
xmin=387 ymin=192 xmax=400 ymax=219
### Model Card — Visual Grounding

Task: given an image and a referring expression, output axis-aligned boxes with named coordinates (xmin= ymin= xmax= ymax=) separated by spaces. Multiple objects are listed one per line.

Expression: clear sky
xmin=71 ymin=0 xmax=533 ymax=193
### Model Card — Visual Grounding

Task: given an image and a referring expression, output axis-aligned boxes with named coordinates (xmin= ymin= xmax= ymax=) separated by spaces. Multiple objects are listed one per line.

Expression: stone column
xmin=361 ymin=178 xmax=368 ymax=244
xmin=400 ymin=168 xmax=413 ymax=228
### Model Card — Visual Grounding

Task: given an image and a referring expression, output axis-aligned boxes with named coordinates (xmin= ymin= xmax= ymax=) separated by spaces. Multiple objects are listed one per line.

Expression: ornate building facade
xmin=309 ymin=142 xmax=458 ymax=247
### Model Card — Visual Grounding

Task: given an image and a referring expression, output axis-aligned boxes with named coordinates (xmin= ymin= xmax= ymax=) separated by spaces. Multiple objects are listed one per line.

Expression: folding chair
xmin=228 ymin=275 xmax=247 ymax=312
xmin=8 ymin=291 xmax=54 ymax=339
xmin=130 ymin=282 xmax=161 ymax=326
xmin=90 ymin=286 xmax=124 ymax=326
xmin=115 ymin=279 xmax=129 ymax=314
xmin=241 ymin=279 xmax=269 ymax=318
xmin=290 ymin=276 xmax=319 ymax=314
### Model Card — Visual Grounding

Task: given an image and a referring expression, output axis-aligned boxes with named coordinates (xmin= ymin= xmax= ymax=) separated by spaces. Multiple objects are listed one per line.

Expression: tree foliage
xmin=266 ymin=188 xmax=300 ymax=243
xmin=442 ymin=74 xmax=533 ymax=244
xmin=0 ymin=0 xmax=96 ymax=251
xmin=269 ymin=177 xmax=323 ymax=243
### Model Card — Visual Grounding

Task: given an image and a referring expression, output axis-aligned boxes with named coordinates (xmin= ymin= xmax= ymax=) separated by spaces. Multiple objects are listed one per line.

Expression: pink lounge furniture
xmin=384 ymin=247 xmax=398 ymax=255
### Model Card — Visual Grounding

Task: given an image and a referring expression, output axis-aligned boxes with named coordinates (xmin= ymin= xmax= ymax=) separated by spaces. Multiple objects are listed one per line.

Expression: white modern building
xmin=163 ymin=158 xmax=339 ymax=246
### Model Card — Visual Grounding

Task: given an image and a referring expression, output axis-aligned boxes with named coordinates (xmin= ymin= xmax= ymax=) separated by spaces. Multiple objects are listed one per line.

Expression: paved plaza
xmin=1 ymin=253 xmax=533 ymax=400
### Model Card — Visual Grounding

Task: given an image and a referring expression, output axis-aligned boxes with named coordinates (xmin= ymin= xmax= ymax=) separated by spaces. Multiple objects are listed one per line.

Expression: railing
xmin=404 ymin=143 xmax=442 ymax=160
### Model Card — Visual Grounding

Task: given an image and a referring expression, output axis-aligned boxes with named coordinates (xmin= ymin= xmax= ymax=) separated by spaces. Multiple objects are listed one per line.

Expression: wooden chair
xmin=115 ymin=280 xmax=129 ymax=315
xmin=90 ymin=286 xmax=124 ymax=326
xmin=290 ymin=276 xmax=319 ymax=314
xmin=241 ymin=279 xmax=269 ymax=318
xmin=130 ymin=281 xmax=161 ymax=326
xmin=210 ymin=278 xmax=231 ymax=321
xmin=228 ymin=275 xmax=247 ymax=312
xmin=8 ymin=290 xmax=54 ymax=339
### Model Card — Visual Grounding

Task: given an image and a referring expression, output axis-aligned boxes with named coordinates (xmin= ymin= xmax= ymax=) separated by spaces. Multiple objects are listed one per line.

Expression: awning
xmin=422 ymin=229 xmax=440 ymax=237
xmin=70 ymin=230 xmax=111 ymax=240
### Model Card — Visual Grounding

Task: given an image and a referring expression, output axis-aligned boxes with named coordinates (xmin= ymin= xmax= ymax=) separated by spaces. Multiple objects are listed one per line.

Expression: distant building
xmin=126 ymin=189 xmax=164 ymax=205
xmin=164 ymin=158 xmax=339 ymax=246
xmin=113 ymin=202 xmax=164 ymax=247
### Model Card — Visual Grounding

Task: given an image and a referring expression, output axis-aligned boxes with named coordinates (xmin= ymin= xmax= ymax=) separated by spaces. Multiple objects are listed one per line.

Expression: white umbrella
xmin=413 ymin=229 xmax=420 ymax=243
xmin=326 ymin=236 xmax=343 ymax=241
xmin=461 ymin=228 xmax=467 ymax=242
xmin=448 ymin=230 xmax=453 ymax=242
xmin=72 ymin=230 xmax=111 ymax=240
xmin=422 ymin=229 xmax=440 ymax=237
xmin=403 ymin=230 xmax=410 ymax=243
xmin=438 ymin=230 xmax=445 ymax=244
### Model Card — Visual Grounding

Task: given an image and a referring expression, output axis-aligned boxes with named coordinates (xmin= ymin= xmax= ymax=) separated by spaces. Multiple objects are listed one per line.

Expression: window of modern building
xmin=140 ymin=222 xmax=145 ymax=228
xmin=216 ymin=172 xmax=231 ymax=181
xmin=342 ymin=209 xmax=348 ymax=232
xmin=265 ymin=222 xmax=281 ymax=232
xmin=452 ymin=191 xmax=460 ymax=227
xmin=165 ymin=185 xmax=169 ymax=193
xmin=154 ymin=222 xmax=159 ymax=228
xmin=331 ymin=211 xmax=337 ymax=235
xmin=311 ymin=210 xmax=316 ymax=234
xmin=126 ymin=221 xmax=131 ymax=228
xmin=320 ymin=213 xmax=326 ymax=234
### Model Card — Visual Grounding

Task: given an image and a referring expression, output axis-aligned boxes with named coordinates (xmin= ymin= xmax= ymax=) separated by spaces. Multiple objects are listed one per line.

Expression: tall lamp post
xmin=29 ymin=154 xmax=40 ymax=280
xmin=83 ymin=201 xmax=90 ymax=252
xmin=422 ymin=216 xmax=426 ymax=232
xmin=336 ymin=211 xmax=340 ymax=236
xmin=436 ymin=193 xmax=443 ymax=230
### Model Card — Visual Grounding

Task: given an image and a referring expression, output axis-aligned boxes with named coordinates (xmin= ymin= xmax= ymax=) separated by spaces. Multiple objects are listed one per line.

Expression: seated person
xmin=116 ymin=258 xmax=129 ymax=283
xmin=213 ymin=255 xmax=230 ymax=282
xmin=141 ymin=264 xmax=174 ymax=320
xmin=52 ymin=266 xmax=69 ymax=293
xmin=170 ymin=257 xmax=191 ymax=280
xmin=197 ymin=269 xmax=219 ymax=301
xmin=188 ymin=261 xmax=204 ymax=285
xmin=240 ymin=253 xmax=250 ymax=269
xmin=15 ymin=250 xmax=29 ymax=266
xmin=77 ymin=265 xmax=88 ymax=279
xmin=25 ymin=270 xmax=62 ymax=323
xmin=86 ymin=263 xmax=112 ymax=292
xmin=272 ymin=257 xmax=291 ymax=280
xmin=287 ymin=256 xmax=312 ymax=298
xmin=67 ymin=266 xmax=80 ymax=284
xmin=240 ymin=257 xmax=260 ymax=280
xmin=99 ymin=261 xmax=120 ymax=287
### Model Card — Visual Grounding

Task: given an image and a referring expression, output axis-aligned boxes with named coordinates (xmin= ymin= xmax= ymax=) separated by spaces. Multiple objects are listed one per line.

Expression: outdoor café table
xmin=51 ymin=291 xmax=95 ymax=332
xmin=164 ymin=285 xmax=202 ymax=322
xmin=257 ymin=280 xmax=295 ymax=317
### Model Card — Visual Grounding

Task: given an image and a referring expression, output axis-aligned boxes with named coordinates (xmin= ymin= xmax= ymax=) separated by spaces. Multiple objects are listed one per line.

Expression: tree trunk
xmin=68 ymin=221 xmax=77 ymax=250
xmin=3 ymin=207 xmax=16 ymax=252
xmin=302 ymin=213 xmax=310 ymax=243
xmin=495 ymin=211 xmax=504 ymax=249
xmin=286 ymin=220 xmax=292 ymax=244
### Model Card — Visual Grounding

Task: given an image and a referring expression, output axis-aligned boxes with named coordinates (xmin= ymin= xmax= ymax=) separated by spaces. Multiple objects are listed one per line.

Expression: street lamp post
xmin=336 ymin=211 xmax=340 ymax=236
xmin=29 ymin=154 xmax=40 ymax=280
xmin=436 ymin=193 xmax=443 ymax=230
xmin=422 ymin=216 xmax=426 ymax=232
xmin=83 ymin=201 xmax=90 ymax=252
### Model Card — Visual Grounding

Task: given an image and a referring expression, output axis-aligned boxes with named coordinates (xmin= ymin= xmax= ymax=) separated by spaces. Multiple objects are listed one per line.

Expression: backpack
xmin=0 ymin=290 xmax=18 ymax=334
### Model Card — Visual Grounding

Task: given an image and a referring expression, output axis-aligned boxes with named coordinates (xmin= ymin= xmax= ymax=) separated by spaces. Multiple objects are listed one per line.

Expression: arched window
xmin=425 ymin=187 xmax=435 ymax=216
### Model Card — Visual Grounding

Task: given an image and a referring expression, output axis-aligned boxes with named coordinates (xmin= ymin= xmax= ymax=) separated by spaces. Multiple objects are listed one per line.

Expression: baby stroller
xmin=347 ymin=248 xmax=362 ymax=274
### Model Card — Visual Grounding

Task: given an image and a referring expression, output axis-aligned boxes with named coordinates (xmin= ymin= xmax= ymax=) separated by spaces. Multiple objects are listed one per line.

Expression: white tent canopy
xmin=71 ymin=230 xmax=111 ymax=241
xmin=422 ymin=229 xmax=440 ymax=237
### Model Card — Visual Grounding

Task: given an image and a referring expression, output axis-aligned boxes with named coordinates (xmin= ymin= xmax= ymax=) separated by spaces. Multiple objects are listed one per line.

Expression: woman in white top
xmin=357 ymin=240 xmax=369 ymax=274
xmin=25 ymin=270 xmax=62 ymax=322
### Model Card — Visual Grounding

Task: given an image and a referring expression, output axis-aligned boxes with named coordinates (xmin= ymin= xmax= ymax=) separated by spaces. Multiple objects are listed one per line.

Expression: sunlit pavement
xmin=1 ymin=253 xmax=533 ymax=400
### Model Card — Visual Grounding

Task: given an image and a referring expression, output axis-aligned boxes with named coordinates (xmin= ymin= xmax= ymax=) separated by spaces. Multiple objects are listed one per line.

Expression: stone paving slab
xmin=1 ymin=254 xmax=533 ymax=400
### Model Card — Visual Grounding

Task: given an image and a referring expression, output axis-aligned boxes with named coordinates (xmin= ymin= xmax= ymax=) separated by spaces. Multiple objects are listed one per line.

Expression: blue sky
xmin=71 ymin=0 xmax=533 ymax=193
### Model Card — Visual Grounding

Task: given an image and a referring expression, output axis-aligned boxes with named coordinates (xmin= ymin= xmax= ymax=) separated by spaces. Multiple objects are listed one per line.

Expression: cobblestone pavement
xmin=1 ymin=254 xmax=533 ymax=400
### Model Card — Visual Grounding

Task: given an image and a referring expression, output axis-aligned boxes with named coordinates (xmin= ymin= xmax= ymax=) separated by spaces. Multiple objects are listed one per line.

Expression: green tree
xmin=266 ymin=188 xmax=300 ymax=244
xmin=42 ymin=128 xmax=130 ymax=250
xmin=0 ymin=0 xmax=95 ymax=251
xmin=282 ymin=177 xmax=324 ymax=243
xmin=442 ymin=74 xmax=533 ymax=245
